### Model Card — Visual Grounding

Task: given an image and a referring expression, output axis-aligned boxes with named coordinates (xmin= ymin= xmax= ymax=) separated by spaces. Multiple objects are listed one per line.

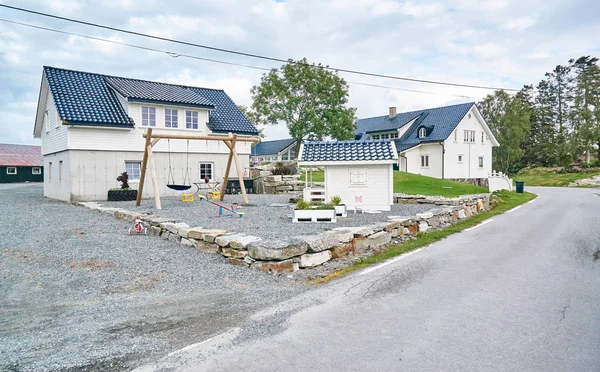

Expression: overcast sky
xmin=1 ymin=0 xmax=599 ymax=145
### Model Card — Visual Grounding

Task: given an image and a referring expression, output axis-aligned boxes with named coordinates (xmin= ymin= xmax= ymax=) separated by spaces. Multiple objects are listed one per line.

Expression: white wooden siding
xmin=403 ymin=144 xmax=443 ymax=178
xmin=324 ymin=164 xmax=393 ymax=211
xmin=40 ymin=91 xmax=68 ymax=155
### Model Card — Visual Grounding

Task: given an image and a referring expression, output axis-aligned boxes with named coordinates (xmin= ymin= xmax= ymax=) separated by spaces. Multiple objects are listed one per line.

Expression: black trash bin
xmin=515 ymin=180 xmax=524 ymax=193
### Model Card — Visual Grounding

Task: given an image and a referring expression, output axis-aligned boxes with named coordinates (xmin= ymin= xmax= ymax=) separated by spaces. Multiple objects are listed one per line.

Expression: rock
xmin=188 ymin=228 xmax=226 ymax=240
xmin=400 ymin=227 xmax=411 ymax=235
xmin=244 ymin=255 xmax=255 ymax=265
xmin=298 ymin=235 xmax=339 ymax=253
xmin=195 ymin=241 xmax=220 ymax=254
xmin=161 ymin=231 xmax=170 ymax=240
xmin=177 ymin=226 xmax=191 ymax=238
xmin=180 ymin=238 xmax=195 ymax=248
xmin=331 ymin=243 xmax=355 ymax=259
xmin=248 ymin=239 xmax=308 ymax=261
xmin=320 ymin=229 xmax=354 ymax=243
xmin=229 ymin=236 xmax=263 ymax=250
xmin=168 ymin=233 xmax=180 ymax=243
xmin=355 ymin=231 xmax=392 ymax=250
xmin=407 ymin=223 xmax=419 ymax=236
xmin=425 ymin=217 xmax=440 ymax=229
xmin=458 ymin=210 xmax=467 ymax=219
xmin=384 ymin=221 xmax=402 ymax=231
xmin=464 ymin=207 xmax=473 ymax=217
xmin=259 ymin=170 xmax=272 ymax=177
xmin=335 ymin=226 xmax=374 ymax=237
xmin=251 ymin=259 xmax=299 ymax=274
xmin=418 ymin=222 xmax=429 ymax=232
xmin=226 ymin=258 xmax=248 ymax=267
xmin=276 ymin=185 xmax=293 ymax=192
xmin=215 ymin=233 xmax=247 ymax=247
xmin=265 ymin=175 xmax=282 ymax=182
xmin=204 ymin=231 xmax=230 ymax=243
xmin=299 ymin=250 xmax=333 ymax=268
xmin=160 ymin=222 xmax=189 ymax=235
xmin=150 ymin=226 xmax=162 ymax=236
xmin=222 ymin=248 xmax=248 ymax=259
xmin=146 ymin=217 xmax=177 ymax=227
xmin=416 ymin=211 xmax=434 ymax=219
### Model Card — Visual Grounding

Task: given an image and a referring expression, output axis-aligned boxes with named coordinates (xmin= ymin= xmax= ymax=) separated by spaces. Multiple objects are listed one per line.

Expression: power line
xmin=0 ymin=18 xmax=477 ymax=99
xmin=0 ymin=3 xmax=519 ymax=92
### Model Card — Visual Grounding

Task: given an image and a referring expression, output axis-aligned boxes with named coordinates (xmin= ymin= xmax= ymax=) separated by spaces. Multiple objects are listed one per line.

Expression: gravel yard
xmin=106 ymin=193 xmax=436 ymax=239
xmin=0 ymin=184 xmax=305 ymax=371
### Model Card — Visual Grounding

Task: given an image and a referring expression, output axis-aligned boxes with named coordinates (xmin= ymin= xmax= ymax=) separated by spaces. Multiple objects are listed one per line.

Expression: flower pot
xmin=334 ymin=205 xmax=347 ymax=218
xmin=107 ymin=189 xmax=138 ymax=202
xmin=293 ymin=209 xmax=336 ymax=223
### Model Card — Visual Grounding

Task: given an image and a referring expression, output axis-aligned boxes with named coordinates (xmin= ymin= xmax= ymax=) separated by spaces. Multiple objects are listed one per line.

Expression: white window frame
xmin=458 ymin=154 xmax=463 ymax=163
xmin=464 ymin=130 xmax=475 ymax=143
xmin=349 ymin=168 xmax=368 ymax=186
xmin=125 ymin=161 xmax=142 ymax=181
xmin=32 ymin=167 xmax=42 ymax=175
xmin=420 ymin=155 xmax=429 ymax=168
xmin=186 ymin=110 xmax=199 ymax=129
xmin=199 ymin=162 xmax=214 ymax=181
xmin=59 ymin=161 xmax=63 ymax=183
xmin=478 ymin=156 xmax=484 ymax=168
xmin=419 ymin=127 xmax=427 ymax=138
xmin=142 ymin=106 xmax=156 ymax=127
xmin=372 ymin=134 xmax=380 ymax=140
xmin=165 ymin=108 xmax=178 ymax=128
xmin=44 ymin=111 xmax=49 ymax=133
xmin=48 ymin=162 xmax=52 ymax=183
xmin=481 ymin=132 xmax=484 ymax=143
xmin=454 ymin=130 xmax=458 ymax=142
xmin=7 ymin=167 xmax=17 ymax=175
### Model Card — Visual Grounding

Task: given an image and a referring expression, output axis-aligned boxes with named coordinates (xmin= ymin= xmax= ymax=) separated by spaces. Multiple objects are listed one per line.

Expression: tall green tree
xmin=478 ymin=90 xmax=531 ymax=173
xmin=569 ymin=56 xmax=600 ymax=161
xmin=237 ymin=105 xmax=265 ymax=138
xmin=250 ymin=58 xmax=357 ymax=157
xmin=518 ymin=85 xmax=555 ymax=167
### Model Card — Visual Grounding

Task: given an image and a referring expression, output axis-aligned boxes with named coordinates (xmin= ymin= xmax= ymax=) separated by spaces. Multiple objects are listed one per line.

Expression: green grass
xmin=313 ymin=190 xmax=536 ymax=284
xmin=393 ymin=171 xmax=488 ymax=197
xmin=299 ymin=170 xmax=324 ymax=182
xmin=514 ymin=167 xmax=600 ymax=187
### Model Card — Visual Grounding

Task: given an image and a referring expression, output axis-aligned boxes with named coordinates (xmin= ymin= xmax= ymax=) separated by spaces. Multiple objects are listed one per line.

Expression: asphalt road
xmin=136 ymin=186 xmax=600 ymax=372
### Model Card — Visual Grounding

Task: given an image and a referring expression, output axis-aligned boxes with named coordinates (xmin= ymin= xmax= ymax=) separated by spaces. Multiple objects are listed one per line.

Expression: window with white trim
xmin=419 ymin=127 xmax=427 ymax=138
xmin=44 ymin=111 xmax=49 ymax=133
xmin=349 ymin=168 xmax=367 ymax=186
xmin=199 ymin=162 xmax=214 ymax=181
xmin=59 ymin=161 xmax=63 ymax=183
xmin=478 ymin=156 xmax=484 ymax=168
xmin=125 ymin=161 xmax=141 ymax=181
xmin=165 ymin=109 xmax=178 ymax=128
xmin=7 ymin=167 xmax=17 ymax=175
xmin=142 ymin=107 xmax=156 ymax=126
xmin=454 ymin=130 xmax=457 ymax=142
xmin=48 ymin=162 xmax=52 ymax=183
xmin=458 ymin=154 xmax=463 ymax=163
xmin=481 ymin=132 xmax=484 ymax=143
xmin=32 ymin=167 xmax=41 ymax=175
xmin=186 ymin=110 xmax=199 ymax=129
xmin=372 ymin=134 xmax=380 ymax=140
xmin=464 ymin=130 xmax=475 ymax=143
xmin=421 ymin=155 xmax=429 ymax=167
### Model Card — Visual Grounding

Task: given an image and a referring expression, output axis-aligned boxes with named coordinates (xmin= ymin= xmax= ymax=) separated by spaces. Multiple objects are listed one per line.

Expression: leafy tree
xmin=518 ymin=85 xmax=555 ymax=167
xmin=478 ymin=90 xmax=531 ymax=173
xmin=237 ymin=105 xmax=265 ymax=138
xmin=250 ymin=58 xmax=357 ymax=157
xmin=569 ymin=56 xmax=600 ymax=161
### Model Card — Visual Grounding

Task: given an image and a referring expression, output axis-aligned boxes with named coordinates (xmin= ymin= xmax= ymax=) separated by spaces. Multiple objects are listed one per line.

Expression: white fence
xmin=488 ymin=171 xmax=513 ymax=192
xmin=303 ymin=187 xmax=327 ymax=203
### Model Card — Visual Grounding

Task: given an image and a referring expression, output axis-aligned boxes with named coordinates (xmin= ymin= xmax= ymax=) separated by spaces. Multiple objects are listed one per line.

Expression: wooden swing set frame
xmin=136 ymin=128 xmax=259 ymax=209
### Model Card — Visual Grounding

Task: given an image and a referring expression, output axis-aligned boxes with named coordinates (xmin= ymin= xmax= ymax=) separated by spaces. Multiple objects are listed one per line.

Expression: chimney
xmin=389 ymin=106 xmax=397 ymax=119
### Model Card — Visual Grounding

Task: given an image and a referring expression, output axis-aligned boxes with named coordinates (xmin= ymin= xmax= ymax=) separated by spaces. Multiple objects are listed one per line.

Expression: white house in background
xmin=298 ymin=140 xmax=398 ymax=211
xmin=355 ymin=102 xmax=499 ymax=186
xmin=250 ymin=138 xmax=296 ymax=164
xmin=33 ymin=66 xmax=259 ymax=202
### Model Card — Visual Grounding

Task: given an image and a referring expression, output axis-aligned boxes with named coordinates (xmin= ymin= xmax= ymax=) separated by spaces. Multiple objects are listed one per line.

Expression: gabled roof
xmin=0 ymin=143 xmax=42 ymax=166
xmin=299 ymin=140 xmax=398 ymax=164
xmin=356 ymin=102 xmax=475 ymax=148
xmin=41 ymin=66 xmax=258 ymax=135
xmin=251 ymin=138 xmax=296 ymax=156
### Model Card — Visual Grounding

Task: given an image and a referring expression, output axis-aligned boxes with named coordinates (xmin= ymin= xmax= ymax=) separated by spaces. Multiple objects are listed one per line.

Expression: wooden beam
xmin=220 ymin=137 xmax=236 ymax=201
xmin=147 ymin=144 xmax=162 ymax=210
xmin=222 ymin=140 xmax=233 ymax=150
xmin=150 ymin=138 xmax=160 ymax=147
xmin=136 ymin=128 xmax=152 ymax=206
xmin=143 ymin=132 xmax=259 ymax=143
xmin=231 ymin=134 xmax=249 ymax=204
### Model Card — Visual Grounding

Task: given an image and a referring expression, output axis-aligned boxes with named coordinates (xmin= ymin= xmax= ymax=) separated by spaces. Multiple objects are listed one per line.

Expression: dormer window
xmin=419 ymin=127 xmax=427 ymax=138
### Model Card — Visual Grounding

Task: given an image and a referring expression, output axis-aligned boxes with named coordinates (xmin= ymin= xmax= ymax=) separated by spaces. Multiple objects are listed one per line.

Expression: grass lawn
xmin=314 ymin=190 xmax=536 ymax=284
xmin=513 ymin=167 xmax=600 ymax=187
xmin=301 ymin=170 xmax=488 ymax=196
xmin=299 ymin=169 xmax=324 ymax=183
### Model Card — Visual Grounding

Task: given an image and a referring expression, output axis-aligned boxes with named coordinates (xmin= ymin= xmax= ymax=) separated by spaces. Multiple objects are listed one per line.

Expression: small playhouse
xmin=298 ymin=140 xmax=398 ymax=212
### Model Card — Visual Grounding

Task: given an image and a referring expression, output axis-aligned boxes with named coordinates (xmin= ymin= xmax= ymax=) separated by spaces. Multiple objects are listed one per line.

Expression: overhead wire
xmin=0 ymin=3 xmax=519 ymax=92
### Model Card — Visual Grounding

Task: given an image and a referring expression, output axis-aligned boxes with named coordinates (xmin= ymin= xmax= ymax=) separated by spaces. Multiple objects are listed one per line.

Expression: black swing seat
xmin=167 ymin=184 xmax=192 ymax=191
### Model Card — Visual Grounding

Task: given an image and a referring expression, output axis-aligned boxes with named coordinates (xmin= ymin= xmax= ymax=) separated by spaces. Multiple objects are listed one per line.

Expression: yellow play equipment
xmin=181 ymin=193 xmax=194 ymax=202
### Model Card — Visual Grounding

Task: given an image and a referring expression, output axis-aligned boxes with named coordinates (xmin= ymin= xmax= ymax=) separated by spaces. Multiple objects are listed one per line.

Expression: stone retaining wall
xmin=254 ymin=174 xmax=324 ymax=194
xmin=79 ymin=193 xmax=491 ymax=275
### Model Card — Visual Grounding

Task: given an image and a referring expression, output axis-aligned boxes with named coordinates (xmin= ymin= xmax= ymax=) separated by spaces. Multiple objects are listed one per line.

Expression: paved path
xmin=137 ymin=187 xmax=600 ymax=372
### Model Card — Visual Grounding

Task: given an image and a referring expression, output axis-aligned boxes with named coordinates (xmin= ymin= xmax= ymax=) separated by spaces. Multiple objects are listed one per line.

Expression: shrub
xmin=314 ymin=203 xmax=334 ymax=210
xmin=295 ymin=199 xmax=311 ymax=210
xmin=271 ymin=162 xmax=296 ymax=176
xmin=117 ymin=172 xmax=130 ymax=189
xmin=330 ymin=195 xmax=343 ymax=206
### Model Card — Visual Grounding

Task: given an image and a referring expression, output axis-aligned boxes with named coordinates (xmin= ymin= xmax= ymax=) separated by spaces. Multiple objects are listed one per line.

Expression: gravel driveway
xmin=0 ymin=184 xmax=305 ymax=371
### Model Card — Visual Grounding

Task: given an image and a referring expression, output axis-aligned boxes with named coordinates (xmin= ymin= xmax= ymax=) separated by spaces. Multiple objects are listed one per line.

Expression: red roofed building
xmin=0 ymin=143 xmax=43 ymax=183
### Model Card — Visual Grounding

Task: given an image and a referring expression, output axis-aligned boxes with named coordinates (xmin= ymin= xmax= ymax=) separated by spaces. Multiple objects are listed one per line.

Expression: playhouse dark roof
xmin=356 ymin=102 xmax=474 ymax=150
xmin=42 ymin=66 xmax=258 ymax=135
xmin=299 ymin=140 xmax=397 ymax=162
xmin=0 ymin=143 xmax=42 ymax=167
xmin=251 ymin=138 xmax=296 ymax=156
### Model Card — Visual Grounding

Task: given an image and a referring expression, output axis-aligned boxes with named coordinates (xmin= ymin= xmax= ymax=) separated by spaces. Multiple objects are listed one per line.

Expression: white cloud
xmin=503 ymin=16 xmax=538 ymax=31
xmin=473 ymin=43 xmax=508 ymax=60
xmin=399 ymin=1 xmax=444 ymax=17
xmin=371 ymin=1 xmax=402 ymax=17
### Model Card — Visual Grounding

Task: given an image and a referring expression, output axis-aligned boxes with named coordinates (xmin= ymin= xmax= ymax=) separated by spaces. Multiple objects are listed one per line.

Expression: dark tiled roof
xmin=43 ymin=66 xmax=258 ymax=134
xmin=251 ymin=138 xmax=296 ymax=156
xmin=300 ymin=140 xmax=397 ymax=162
xmin=105 ymin=77 xmax=215 ymax=108
xmin=356 ymin=102 xmax=474 ymax=150
xmin=0 ymin=143 xmax=42 ymax=166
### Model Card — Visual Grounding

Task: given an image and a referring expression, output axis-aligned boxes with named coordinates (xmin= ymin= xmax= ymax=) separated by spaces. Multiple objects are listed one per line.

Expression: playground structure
xmin=136 ymin=129 xmax=259 ymax=210
xmin=197 ymin=194 xmax=245 ymax=218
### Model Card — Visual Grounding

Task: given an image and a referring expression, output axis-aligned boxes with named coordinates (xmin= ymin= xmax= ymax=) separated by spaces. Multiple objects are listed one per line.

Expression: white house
xmin=298 ymin=140 xmax=398 ymax=211
xmin=355 ymin=103 xmax=499 ymax=186
xmin=250 ymin=138 xmax=296 ymax=164
xmin=33 ymin=66 xmax=259 ymax=202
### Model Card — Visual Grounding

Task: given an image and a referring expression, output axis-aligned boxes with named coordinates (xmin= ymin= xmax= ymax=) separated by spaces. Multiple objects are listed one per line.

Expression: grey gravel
xmin=106 ymin=193 xmax=435 ymax=239
xmin=0 ymin=184 xmax=305 ymax=371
